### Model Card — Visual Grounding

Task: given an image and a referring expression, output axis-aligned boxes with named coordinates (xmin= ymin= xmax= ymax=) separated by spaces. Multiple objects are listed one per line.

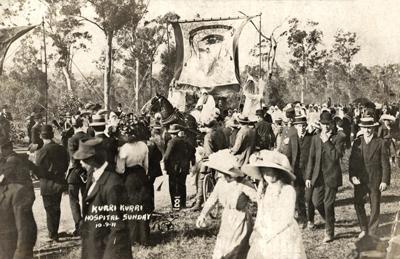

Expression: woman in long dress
xmin=196 ymin=150 xmax=257 ymax=259
xmin=242 ymin=150 xmax=306 ymax=259
xmin=116 ymin=133 xmax=153 ymax=246
xmin=242 ymin=77 xmax=262 ymax=118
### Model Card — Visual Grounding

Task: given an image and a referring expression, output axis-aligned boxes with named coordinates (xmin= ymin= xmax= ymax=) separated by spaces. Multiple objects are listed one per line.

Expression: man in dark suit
xmin=278 ymin=107 xmax=297 ymax=154
xmin=255 ymin=109 xmax=276 ymax=151
xmin=192 ymin=120 xmax=228 ymax=211
xmin=30 ymin=113 xmax=44 ymax=151
xmin=230 ymin=115 xmax=256 ymax=167
xmin=286 ymin=115 xmax=314 ymax=228
xmin=74 ymin=137 xmax=132 ymax=259
xmin=90 ymin=114 xmax=118 ymax=170
xmin=164 ymin=124 xmax=196 ymax=209
xmin=67 ymin=116 xmax=89 ymax=236
xmin=305 ymin=111 xmax=346 ymax=243
xmin=35 ymin=125 xmax=69 ymax=242
xmin=0 ymin=140 xmax=37 ymax=259
xmin=349 ymin=117 xmax=391 ymax=238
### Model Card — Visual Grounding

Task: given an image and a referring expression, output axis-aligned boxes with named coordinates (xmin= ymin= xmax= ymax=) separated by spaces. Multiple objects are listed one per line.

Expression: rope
xmin=71 ymin=58 xmax=103 ymax=100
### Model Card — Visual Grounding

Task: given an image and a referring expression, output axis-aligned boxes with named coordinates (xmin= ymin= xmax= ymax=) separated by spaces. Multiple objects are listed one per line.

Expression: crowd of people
xmin=0 ymin=94 xmax=398 ymax=258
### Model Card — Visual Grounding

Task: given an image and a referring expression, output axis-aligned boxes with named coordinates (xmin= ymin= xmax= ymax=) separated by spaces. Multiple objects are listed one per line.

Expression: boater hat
xmin=168 ymin=124 xmax=182 ymax=134
xmin=237 ymin=115 xmax=251 ymax=124
xmin=204 ymin=149 xmax=244 ymax=178
xmin=358 ymin=117 xmax=379 ymax=128
xmin=242 ymin=150 xmax=295 ymax=181
xmin=292 ymin=115 xmax=307 ymax=125
xmin=90 ymin=114 xmax=106 ymax=127
xmin=380 ymin=114 xmax=396 ymax=122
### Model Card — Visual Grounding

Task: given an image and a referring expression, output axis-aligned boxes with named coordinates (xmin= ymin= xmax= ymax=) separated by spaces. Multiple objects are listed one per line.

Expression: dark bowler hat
xmin=90 ymin=114 xmax=106 ymax=127
xmin=40 ymin=124 xmax=54 ymax=139
xmin=73 ymin=137 xmax=103 ymax=160
xmin=319 ymin=111 xmax=333 ymax=124
xmin=293 ymin=115 xmax=307 ymax=125
xmin=285 ymin=107 xmax=295 ymax=119
xmin=358 ymin=117 xmax=379 ymax=128
xmin=255 ymin=109 xmax=264 ymax=117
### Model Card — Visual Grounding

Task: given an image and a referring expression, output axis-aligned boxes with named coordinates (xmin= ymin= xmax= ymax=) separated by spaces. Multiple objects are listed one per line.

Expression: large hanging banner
xmin=0 ymin=25 xmax=37 ymax=74
xmin=170 ymin=17 xmax=251 ymax=96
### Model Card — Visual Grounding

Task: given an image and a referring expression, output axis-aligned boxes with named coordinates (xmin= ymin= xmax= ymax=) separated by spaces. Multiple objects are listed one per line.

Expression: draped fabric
xmin=171 ymin=17 xmax=251 ymax=96
xmin=0 ymin=25 xmax=36 ymax=74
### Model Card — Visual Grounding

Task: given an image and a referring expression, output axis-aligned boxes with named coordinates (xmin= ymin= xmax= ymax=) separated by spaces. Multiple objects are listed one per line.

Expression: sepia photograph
xmin=1 ymin=0 xmax=400 ymax=258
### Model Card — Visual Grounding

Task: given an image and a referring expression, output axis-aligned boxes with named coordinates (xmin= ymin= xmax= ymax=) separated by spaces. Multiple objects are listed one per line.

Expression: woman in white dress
xmin=242 ymin=150 xmax=307 ymax=259
xmin=242 ymin=77 xmax=262 ymax=118
xmin=196 ymin=150 xmax=257 ymax=259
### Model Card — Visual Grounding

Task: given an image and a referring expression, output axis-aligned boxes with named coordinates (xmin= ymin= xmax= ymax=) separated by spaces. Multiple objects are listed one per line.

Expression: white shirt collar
xmin=92 ymin=161 xmax=108 ymax=182
xmin=363 ymin=134 xmax=374 ymax=144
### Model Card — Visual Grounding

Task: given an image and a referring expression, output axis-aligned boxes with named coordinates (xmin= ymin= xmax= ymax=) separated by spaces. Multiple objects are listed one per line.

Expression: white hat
xmin=242 ymin=150 xmax=295 ymax=181
xmin=358 ymin=117 xmax=379 ymax=128
xmin=200 ymin=88 xmax=208 ymax=94
xmin=380 ymin=114 xmax=396 ymax=122
xmin=204 ymin=149 xmax=244 ymax=178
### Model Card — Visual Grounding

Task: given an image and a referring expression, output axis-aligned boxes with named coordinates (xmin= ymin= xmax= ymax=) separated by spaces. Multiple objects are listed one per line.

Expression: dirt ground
xmin=31 ymin=151 xmax=400 ymax=259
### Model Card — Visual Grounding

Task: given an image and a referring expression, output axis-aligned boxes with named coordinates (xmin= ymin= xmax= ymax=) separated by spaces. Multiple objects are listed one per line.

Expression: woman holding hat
xmin=196 ymin=149 xmax=257 ymax=259
xmin=242 ymin=150 xmax=306 ymax=259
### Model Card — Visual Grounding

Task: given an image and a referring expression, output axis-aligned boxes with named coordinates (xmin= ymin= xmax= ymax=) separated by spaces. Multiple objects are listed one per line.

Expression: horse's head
xmin=149 ymin=93 xmax=163 ymax=113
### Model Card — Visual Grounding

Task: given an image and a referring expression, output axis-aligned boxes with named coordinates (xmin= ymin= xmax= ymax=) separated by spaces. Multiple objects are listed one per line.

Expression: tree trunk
xmin=301 ymin=73 xmax=306 ymax=103
xmin=149 ymin=63 xmax=153 ymax=99
xmin=135 ymin=58 xmax=139 ymax=112
xmin=104 ymin=31 xmax=113 ymax=110
xmin=62 ymin=66 xmax=72 ymax=92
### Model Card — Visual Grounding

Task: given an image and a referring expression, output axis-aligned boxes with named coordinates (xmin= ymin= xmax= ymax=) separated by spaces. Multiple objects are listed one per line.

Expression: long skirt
xmin=124 ymin=165 xmax=153 ymax=245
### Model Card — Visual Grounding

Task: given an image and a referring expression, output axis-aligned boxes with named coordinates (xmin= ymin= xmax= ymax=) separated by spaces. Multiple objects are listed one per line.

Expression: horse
xmin=142 ymin=93 xmax=199 ymax=146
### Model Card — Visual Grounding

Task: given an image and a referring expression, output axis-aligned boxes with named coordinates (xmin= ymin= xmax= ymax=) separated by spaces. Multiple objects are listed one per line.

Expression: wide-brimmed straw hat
xmin=242 ymin=150 xmax=295 ymax=181
xmin=358 ymin=117 xmax=379 ymax=128
xmin=204 ymin=149 xmax=244 ymax=178
xmin=73 ymin=137 xmax=103 ymax=160
xmin=380 ymin=114 xmax=396 ymax=122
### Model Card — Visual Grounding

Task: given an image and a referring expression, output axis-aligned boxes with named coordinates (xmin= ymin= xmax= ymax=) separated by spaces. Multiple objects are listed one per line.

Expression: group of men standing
xmin=283 ymin=108 xmax=391 ymax=243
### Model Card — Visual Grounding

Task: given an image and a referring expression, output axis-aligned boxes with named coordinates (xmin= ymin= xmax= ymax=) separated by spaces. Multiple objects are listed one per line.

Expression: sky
xmin=4 ymin=0 xmax=400 ymax=76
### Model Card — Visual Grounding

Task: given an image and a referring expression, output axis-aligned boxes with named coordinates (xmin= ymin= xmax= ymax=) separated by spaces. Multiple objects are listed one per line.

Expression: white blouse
xmin=116 ymin=141 xmax=149 ymax=174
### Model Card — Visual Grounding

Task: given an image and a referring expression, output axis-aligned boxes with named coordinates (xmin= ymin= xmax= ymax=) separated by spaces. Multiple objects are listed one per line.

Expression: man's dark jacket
xmin=0 ymin=152 xmax=37 ymax=259
xmin=81 ymin=170 xmax=132 ymax=259
xmin=349 ymin=135 xmax=391 ymax=190
xmin=163 ymin=136 xmax=195 ymax=175
xmin=35 ymin=141 xmax=69 ymax=195
xmin=305 ymin=132 xmax=346 ymax=188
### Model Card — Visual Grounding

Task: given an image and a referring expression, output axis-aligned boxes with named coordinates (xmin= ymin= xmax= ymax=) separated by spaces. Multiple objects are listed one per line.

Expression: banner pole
xmin=259 ymin=13 xmax=262 ymax=80
xmin=42 ymin=17 xmax=49 ymax=124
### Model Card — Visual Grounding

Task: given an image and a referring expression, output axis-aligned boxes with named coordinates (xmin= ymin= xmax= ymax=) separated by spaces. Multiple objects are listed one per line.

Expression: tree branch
xmin=239 ymin=11 xmax=271 ymax=42
xmin=77 ymin=16 xmax=104 ymax=32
